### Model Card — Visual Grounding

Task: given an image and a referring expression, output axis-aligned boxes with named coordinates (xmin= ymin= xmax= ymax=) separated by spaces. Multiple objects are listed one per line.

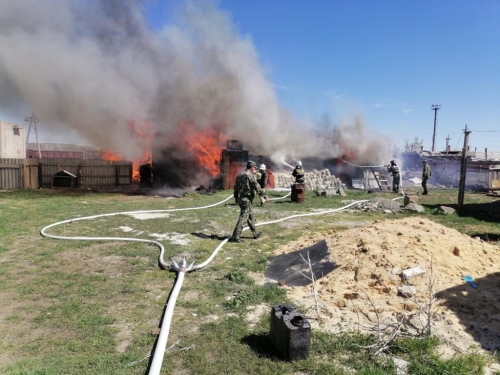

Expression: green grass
xmin=0 ymin=187 xmax=499 ymax=374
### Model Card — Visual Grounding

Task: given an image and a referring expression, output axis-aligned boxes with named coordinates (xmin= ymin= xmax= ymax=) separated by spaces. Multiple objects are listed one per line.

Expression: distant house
xmin=0 ymin=121 xmax=25 ymax=158
xmin=26 ymin=143 xmax=102 ymax=159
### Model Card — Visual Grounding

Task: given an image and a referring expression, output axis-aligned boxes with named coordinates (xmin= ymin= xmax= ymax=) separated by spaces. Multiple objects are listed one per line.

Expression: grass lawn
xmin=0 ymin=187 xmax=499 ymax=374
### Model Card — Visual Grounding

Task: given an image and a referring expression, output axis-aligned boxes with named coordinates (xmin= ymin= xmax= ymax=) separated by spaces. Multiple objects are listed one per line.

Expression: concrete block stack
xmin=274 ymin=169 xmax=346 ymax=196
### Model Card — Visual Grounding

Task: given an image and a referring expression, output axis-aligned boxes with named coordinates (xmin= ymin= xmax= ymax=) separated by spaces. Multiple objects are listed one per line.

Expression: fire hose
xmin=40 ymin=190 xmax=402 ymax=374
xmin=40 ymin=191 xmax=294 ymax=373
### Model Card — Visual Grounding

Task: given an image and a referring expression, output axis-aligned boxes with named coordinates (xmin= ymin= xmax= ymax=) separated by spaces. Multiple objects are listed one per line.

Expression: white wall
xmin=0 ymin=121 xmax=26 ymax=158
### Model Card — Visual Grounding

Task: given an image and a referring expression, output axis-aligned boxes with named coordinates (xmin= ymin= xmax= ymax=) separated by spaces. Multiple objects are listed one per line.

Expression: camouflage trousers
xmin=258 ymin=188 xmax=266 ymax=205
xmin=421 ymin=177 xmax=429 ymax=194
xmin=392 ymin=174 xmax=400 ymax=193
xmin=231 ymin=199 xmax=257 ymax=240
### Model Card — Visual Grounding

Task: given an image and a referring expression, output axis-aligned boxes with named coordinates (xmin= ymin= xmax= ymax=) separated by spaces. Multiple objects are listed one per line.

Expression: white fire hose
xmin=40 ymin=191 xmax=299 ymax=374
xmin=41 ymin=186 xmax=400 ymax=374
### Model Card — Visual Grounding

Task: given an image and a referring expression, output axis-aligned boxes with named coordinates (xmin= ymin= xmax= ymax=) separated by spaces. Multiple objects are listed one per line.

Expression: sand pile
xmin=277 ymin=217 xmax=500 ymax=355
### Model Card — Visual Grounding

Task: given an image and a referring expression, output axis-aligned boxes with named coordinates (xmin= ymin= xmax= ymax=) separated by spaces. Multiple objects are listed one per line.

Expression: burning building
xmin=0 ymin=1 xmax=395 ymax=192
xmin=138 ymin=138 xmax=280 ymax=190
xmin=219 ymin=140 xmax=248 ymax=189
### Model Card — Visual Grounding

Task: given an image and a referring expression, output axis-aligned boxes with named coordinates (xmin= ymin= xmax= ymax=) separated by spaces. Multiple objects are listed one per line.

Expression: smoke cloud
xmin=0 ymin=0 xmax=390 ymax=184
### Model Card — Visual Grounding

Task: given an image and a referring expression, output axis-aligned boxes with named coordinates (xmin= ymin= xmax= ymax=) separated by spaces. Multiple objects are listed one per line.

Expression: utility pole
xmin=457 ymin=125 xmax=471 ymax=210
xmin=25 ymin=112 xmax=41 ymax=158
xmin=445 ymin=134 xmax=451 ymax=153
xmin=431 ymin=104 xmax=441 ymax=153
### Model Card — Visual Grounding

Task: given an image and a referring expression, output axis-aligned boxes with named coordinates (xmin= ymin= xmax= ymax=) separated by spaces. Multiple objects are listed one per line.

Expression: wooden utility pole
xmin=25 ymin=112 xmax=41 ymax=158
xmin=457 ymin=125 xmax=471 ymax=210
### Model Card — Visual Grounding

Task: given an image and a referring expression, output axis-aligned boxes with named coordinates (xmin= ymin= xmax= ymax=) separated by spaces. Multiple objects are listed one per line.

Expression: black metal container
xmin=291 ymin=183 xmax=305 ymax=203
xmin=269 ymin=304 xmax=311 ymax=361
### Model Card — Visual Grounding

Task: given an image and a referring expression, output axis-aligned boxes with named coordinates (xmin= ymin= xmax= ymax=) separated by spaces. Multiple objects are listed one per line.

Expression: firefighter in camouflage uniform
xmin=229 ymin=161 xmax=268 ymax=243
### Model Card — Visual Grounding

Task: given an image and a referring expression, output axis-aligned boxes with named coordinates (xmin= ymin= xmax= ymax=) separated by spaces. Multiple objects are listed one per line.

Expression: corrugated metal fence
xmin=0 ymin=158 xmax=132 ymax=189
xmin=0 ymin=159 xmax=22 ymax=189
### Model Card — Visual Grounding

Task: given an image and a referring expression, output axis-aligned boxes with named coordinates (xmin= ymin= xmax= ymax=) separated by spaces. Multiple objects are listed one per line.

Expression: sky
xmin=0 ymin=0 xmax=499 ymax=160
xmin=147 ymin=0 xmax=500 ymax=152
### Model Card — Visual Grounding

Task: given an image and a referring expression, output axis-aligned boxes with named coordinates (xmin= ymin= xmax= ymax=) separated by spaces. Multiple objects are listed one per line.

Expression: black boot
xmin=228 ymin=237 xmax=244 ymax=243
xmin=253 ymin=232 xmax=262 ymax=239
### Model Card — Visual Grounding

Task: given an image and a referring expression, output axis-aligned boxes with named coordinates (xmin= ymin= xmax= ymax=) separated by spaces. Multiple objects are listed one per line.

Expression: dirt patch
xmin=271 ymin=216 xmax=500 ymax=356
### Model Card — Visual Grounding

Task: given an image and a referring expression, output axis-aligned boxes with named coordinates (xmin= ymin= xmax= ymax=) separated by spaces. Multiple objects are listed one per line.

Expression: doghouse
xmin=52 ymin=170 xmax=77 ymax=188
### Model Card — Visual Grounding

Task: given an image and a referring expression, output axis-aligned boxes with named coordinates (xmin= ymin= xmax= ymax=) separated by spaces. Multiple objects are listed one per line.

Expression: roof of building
xmin=27 ymin=143 xmax=99 ymax=152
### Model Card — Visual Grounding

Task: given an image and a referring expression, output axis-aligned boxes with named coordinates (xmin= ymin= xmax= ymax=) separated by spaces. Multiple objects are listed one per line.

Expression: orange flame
xmin=102 ymin=121 xmax=222 ymax=182
xmin=101 ymin=150 xmax=123 ymax=161
xmin=127 ymin=122 xmax=154 ymax=182
xmin=184 ymin=124 xmax=221 ymax=177
xmin=337 ymin=143 xmax=358 ymax=165
xmin=100 ymin=121 xmax=154 ymax=182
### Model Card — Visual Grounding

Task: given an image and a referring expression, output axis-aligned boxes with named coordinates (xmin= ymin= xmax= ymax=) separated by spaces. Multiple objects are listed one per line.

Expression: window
xmin=13 ymin=127 xmax=20 ymax=136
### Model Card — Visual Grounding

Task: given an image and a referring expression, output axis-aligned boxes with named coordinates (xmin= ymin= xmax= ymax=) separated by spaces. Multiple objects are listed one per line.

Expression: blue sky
xmin=148 ymin=0 xmax=500 ymax=152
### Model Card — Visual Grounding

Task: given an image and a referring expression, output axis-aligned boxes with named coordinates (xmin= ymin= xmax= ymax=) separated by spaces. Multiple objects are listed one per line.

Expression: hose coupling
xmin=171 ymin=256 xmax=195 ymax=272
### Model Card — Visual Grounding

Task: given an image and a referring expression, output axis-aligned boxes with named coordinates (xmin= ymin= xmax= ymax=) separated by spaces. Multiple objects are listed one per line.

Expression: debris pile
xmin=342 ymin=197 xmax=404 ymax=212
xmin=274 ymin=217 xmax=500 ymax=356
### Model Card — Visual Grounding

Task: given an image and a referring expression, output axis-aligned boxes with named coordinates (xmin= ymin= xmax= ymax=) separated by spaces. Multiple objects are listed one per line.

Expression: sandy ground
xmin=270 ymin=217 xmax=500 ymax=357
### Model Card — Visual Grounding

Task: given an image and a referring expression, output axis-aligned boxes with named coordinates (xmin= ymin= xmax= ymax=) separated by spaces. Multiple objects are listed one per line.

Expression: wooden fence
xmin=0 ymin=158 xmax=132 ymax=189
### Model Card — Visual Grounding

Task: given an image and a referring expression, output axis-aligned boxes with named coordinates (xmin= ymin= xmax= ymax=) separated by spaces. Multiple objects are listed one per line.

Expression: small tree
xmin=393 ymin=136 xmax=424 ymax=154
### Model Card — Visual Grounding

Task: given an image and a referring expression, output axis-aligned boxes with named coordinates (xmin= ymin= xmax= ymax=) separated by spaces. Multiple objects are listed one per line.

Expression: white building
xmin=0 ymin=120 xmax=26 ymax=158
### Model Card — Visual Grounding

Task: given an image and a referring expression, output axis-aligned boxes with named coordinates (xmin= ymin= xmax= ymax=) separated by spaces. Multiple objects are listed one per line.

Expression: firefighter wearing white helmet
xmin=386 ymin=160 xmax=400 ymax=193
xmin=292 ymin=161 xmax=305 ymax=183
xmin=255 ymin=164 xmax=268 ymax=206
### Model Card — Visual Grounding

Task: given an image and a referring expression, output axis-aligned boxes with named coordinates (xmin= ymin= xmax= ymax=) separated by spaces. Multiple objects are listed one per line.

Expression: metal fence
xmin=0 ymin=159 xmax=22 ymax=189
xmin=471 ymin=150 xmax=500 ymax=161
